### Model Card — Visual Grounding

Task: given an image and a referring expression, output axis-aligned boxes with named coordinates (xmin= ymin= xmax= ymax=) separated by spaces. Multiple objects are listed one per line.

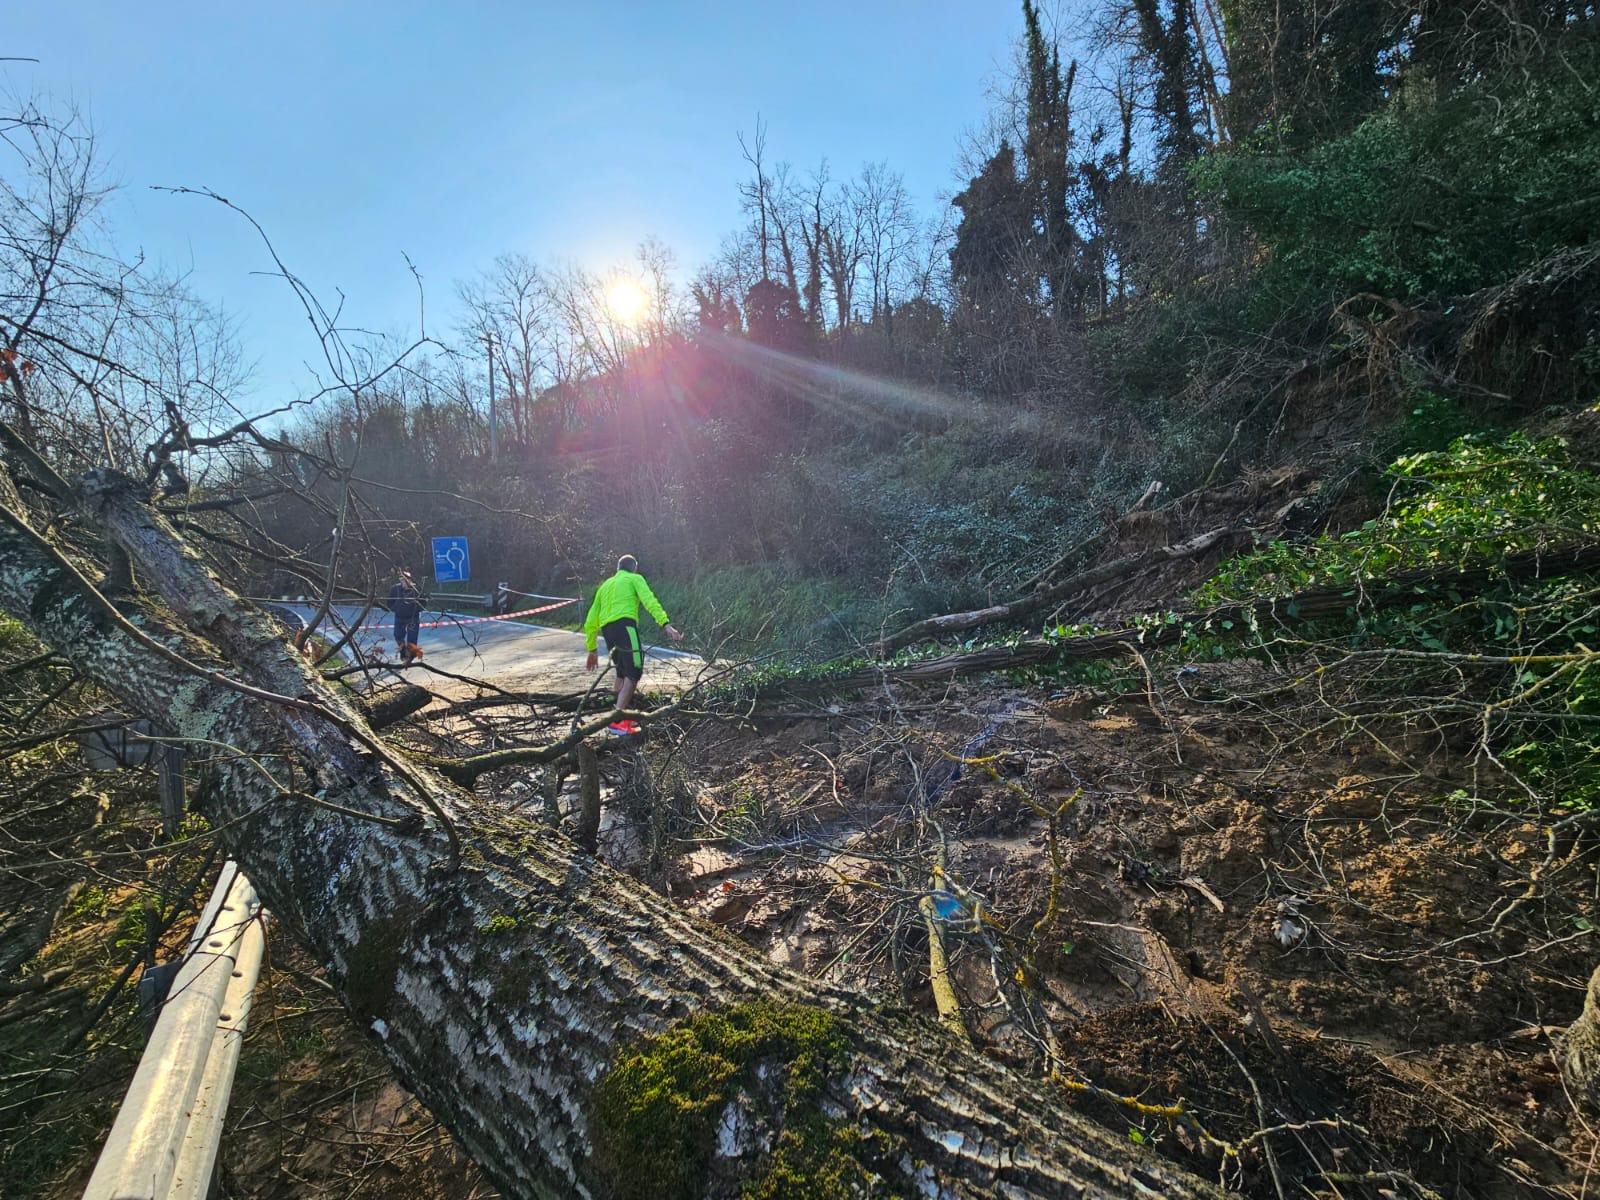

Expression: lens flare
xmin=605 ymin=277 xmax=648 ymax=328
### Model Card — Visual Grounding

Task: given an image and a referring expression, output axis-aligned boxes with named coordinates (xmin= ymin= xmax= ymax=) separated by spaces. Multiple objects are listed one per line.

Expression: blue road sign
xmin=431 ymin=536 xmax=471 ymax=583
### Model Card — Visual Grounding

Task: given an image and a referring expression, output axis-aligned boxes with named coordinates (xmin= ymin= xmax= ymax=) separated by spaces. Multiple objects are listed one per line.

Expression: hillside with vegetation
xmin=3 ymin=2 xmax=1600 ymax=1198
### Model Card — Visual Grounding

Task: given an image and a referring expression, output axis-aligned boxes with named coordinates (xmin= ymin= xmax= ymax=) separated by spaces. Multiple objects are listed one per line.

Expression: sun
xmin=604 ymin=276 xmax=649 ymax=328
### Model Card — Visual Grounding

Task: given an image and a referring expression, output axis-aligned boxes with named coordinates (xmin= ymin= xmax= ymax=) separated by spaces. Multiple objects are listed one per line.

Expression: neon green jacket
xmin=583 ymin=570 xmax=670 ymax=650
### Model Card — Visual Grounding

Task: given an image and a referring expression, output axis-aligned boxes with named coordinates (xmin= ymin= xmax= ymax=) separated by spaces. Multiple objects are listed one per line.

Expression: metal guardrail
xmin=83 ymin=863 xmax=267 ymax=1200
xmin=76 ymin=717 xmax=189 ymax=837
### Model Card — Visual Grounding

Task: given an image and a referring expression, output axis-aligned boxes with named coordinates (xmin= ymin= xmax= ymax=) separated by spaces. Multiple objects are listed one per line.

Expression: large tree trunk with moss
xmin=0 ymin=477 xmax=1219 ymax=1199
xmin=1564 ymin=964 xmax=1600 ymax=1113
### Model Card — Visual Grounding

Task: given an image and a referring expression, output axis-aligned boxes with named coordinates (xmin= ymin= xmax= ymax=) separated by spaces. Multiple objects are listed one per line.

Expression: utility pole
xmin=484 ymin=331 xmax=498 ymax=463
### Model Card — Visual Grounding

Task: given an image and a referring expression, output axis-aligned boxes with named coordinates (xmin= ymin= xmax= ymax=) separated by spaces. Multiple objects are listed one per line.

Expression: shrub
xmin=1197 ymin=38 xmax=1600 ymax=306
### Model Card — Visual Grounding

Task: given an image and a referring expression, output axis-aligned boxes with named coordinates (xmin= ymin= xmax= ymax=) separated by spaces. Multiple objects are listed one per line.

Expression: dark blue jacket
xmin=387 ymin=580 xmax=421 ymax=620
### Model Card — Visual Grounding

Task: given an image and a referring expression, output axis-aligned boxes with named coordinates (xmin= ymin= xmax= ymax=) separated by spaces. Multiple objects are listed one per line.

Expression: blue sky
xmin=7 ymin=3 xmax=1020 ymax=409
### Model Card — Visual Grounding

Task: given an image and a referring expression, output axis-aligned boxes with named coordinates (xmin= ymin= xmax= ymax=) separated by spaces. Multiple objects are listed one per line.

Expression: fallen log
xmin=875 ymin=525 xmax=1247 ymax=657
xmin=358 ymin=683 xmax=433 ymax=731
xmin=0 ymin=884 xmax=83 ymax=982
xmin=0 ymin=966 xmax=71 ymax=998
xmin=789 ymin=542 xmax=1600 ymax=698
xmin=0 ymin=985 xmax=86 ymax=1028
xmin=1015 ymin=526 xmax=1112 ymax=594
xmin=0 ymin=472 xmax=1221 ymax=1198
xmin=1015 ymin=480 xmax=1164 ymax=595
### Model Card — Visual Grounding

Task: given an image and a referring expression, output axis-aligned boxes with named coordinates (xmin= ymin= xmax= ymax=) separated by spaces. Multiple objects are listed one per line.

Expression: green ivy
xmin=1198 ymin=431 xmax=1600 ymax=603
xmin=1198 ymin=428 xmax=1600 ymax=809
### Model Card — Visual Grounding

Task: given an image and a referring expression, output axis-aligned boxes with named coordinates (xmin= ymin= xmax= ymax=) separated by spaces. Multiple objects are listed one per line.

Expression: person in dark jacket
xmin=387 ymin=568 xmax=422 ymax=663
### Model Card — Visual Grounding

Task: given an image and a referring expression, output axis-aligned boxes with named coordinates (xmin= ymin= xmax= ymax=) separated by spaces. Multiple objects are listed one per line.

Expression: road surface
xmin=278 ymin=603 xmax=708 ymax=695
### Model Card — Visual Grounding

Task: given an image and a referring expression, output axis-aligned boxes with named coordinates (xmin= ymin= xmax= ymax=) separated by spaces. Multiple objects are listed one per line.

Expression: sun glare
xmin=605 ymin=276 xmax=648 ymax=328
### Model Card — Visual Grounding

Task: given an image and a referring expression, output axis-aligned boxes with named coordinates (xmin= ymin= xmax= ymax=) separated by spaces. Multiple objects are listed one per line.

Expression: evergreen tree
xmin=1130 ymin=0 xmax=1206 ymax=174
xmin=1222 ymin=0 xmax=1392 ymax=144
xmin=949 ymin=141 xmax=1033 ymax=310
xmin=1022 ymin=0 xmax=1081 ymax=319
xmin=743 ymin=277 xmax=810 ymax=355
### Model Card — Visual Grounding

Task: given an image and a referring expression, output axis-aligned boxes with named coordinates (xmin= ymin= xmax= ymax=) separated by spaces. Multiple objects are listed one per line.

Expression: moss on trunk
xmin=591 ymin=1001 xmax=896 ymax=1199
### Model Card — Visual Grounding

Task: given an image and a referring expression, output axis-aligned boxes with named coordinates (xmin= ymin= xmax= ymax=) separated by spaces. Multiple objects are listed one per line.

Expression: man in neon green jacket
xmin=583 ymin=554 xmax=683 ymax=732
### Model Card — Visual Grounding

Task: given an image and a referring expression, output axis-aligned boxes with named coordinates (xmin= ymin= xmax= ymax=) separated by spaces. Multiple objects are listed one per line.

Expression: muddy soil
xmin=644 ymin=671 xmax=1597 ymax=1198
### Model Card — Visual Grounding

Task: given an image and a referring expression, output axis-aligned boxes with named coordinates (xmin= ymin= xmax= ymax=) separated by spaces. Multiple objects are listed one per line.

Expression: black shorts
xmin=602 ymin=618 xmax=644 ymax=682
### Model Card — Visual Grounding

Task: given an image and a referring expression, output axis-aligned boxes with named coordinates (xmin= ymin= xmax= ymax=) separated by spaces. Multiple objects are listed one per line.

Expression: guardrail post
xmin=156 ymin=745 xmax=186 ymax=838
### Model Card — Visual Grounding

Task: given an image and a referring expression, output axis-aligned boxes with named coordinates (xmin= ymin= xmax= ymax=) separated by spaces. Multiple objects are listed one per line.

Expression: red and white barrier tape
xmin=414 ymin=597 xmax=576 ymax=629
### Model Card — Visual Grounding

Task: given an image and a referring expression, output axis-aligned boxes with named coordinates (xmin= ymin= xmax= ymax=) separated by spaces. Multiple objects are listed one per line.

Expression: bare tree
xmin=819 ymin=170 xmax=866 ymax=331
xmin=737 ymin=116 xmax=773 ymax=280
xmin=853 ymin=162 xmax=919 ymax=330
xmin=457 ymin=253 xmax=555 ymax=449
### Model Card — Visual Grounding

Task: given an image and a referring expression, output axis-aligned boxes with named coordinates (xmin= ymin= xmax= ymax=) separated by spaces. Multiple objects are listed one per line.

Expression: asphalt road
xmin=279 ymin=603 xmax=707 ymax=694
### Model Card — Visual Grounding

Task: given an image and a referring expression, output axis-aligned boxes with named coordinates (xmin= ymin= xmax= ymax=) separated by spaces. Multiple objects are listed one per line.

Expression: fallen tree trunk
xmin=786 ymin=542 xmax=1600 ymax=699
xmin=874 ymin=526 xmax=1245 ymax=657
xmin=0 ymin=481 xmax=1218 ymax=1198
xmin=1014 ymin=481 xmax=1163 ymax=595
xmin=1015 ymin=527 xmax=1112 ymax=595
xmin=1563 ymin=963 xmax=1600 ymax=1113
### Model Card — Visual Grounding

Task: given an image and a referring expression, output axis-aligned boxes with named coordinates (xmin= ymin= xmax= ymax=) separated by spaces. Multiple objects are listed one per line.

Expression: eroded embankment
xmin=647 ymin=675 xmax=1592 ymax=1198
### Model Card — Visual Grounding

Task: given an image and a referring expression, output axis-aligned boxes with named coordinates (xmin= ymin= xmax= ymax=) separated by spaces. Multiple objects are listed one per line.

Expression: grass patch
xmin=661 ymin=564 xmax=861 ymax=658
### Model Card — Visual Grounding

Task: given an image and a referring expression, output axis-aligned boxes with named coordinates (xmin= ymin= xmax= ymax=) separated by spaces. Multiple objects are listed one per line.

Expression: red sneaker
xmin=607 ymin=721 xmax=632 ymax=735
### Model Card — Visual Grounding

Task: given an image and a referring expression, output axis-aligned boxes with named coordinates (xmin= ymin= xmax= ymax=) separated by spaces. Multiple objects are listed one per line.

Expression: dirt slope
xmin=650 ymin=673 xmax=1592 ymax=1198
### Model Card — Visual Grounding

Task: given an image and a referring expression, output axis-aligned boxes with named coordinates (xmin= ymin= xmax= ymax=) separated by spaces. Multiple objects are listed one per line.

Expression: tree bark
xmin=1564 ymin=963 xmax=1600 ymax=1113
xmin=0 ymin=479 xmax=1220 ymax=1198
